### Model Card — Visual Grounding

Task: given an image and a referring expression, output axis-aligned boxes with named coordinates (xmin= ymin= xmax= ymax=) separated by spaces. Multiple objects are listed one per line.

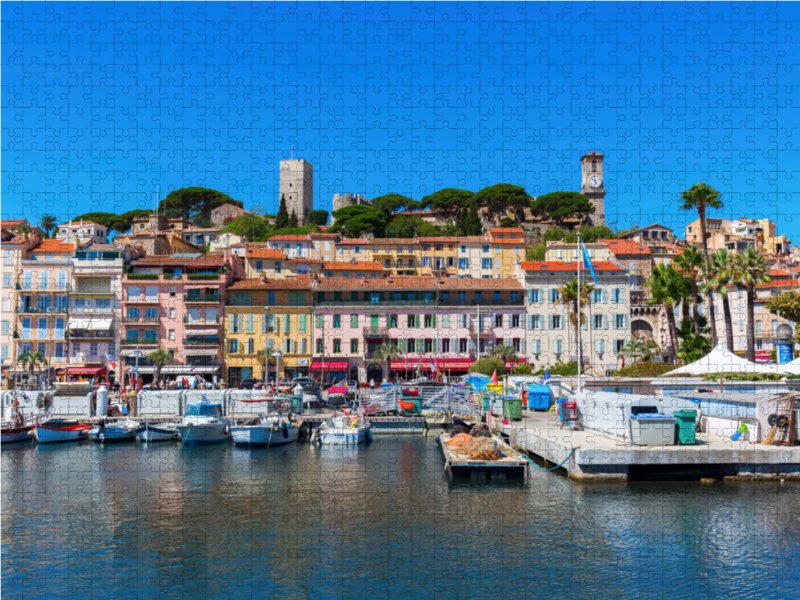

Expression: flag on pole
xmin=581 ymin=240 xmax=598 ymax=285
xmin=430 ymin=357 xmax=436 ymax=373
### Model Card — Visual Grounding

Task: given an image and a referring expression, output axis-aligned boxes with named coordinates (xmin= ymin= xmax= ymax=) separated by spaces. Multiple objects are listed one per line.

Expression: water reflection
xmin=4 ymin=436 xmax=800 ymax=599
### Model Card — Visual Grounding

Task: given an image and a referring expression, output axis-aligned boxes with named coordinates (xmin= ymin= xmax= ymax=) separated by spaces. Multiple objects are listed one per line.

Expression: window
xmin=614 ymin=315 xmax=626 ymax=329
xmin=385 ymin=259 xmax=391 ymax=268
xmin=512 ymin=339 xmax=521 ymax=352
xmin=168 ymin=329 xmax=175 ymax=341
xmin=408 ymin=315 xmax=419 ymax=328
xmin=549 ymin=289 xmax=561 ymax=303
xmin=315 ymin=314 xmax=324 ymax=329
xmin=408 ymin=259 xmax=415 ymax=268
xmin=333 ymin=315 xmax=341 ymax=328
xmin=354 ymin=246 xmax=362 ymax=254
xmin=475 ymin=291 xmax=482 ymax=302
xmin=424 ymin=339 xmax=433 ymax=353
xmin=268 ymin=292 xmax=276 ymax=306
xmin=388 ymin=314 xmax=398 ymax=328
xmin=511 ymin=314 xmax=520 ymax=328
xmin=54 ymin=342 xmax=64 ymax=359
xmin=614 ymin=340 xmax=625 ymax=353
xmin=247 ymin=338 xmax=255 ymax=354
xmin=482 ymin=258 xmax=492 ymax=269
xmin=756 ymin=321 xmax=762 ymax=336
xmin=511 ymin=291 xmax=519 ymax=301
xmin=422 ymin=257 xmax=431 ymax=267
xmin=528 ymin=289 xmax=540 ymax=303
xmin=495 ymin=246 xmax=500 ymax=255
xmin=350 ymin=339 xmax=359 ymax=353
xmin=228 ymin=339 xmax=239 ymax=354
xmin=436 ymin=244 xmax=442 ymax=251
xmin=514 ymin=245 xmax=520 ymax=255
xmin=482 ymin=245 xmax=489 ymax=253
xmin=494 ymin=314 xmax=503 ymax=327
xmin=593 ymin=314 xmax=604 ymax=329
xmin=773 ymin=320 xmax=778 ymax=334
xmin=528 ymin=315 xmax=541 ymax=329
xmin=299 ymin=314 xmax=307 ymax=333
xmin=256 ymin=260 xmax=263 ymax=272
xmin=554 ymin=339 xmax=562 ymax=355
xmin=458 ymin=258 xmax=469 ymax=269
xmin=424 ymin=314 xmax=434 ymax=328
xmin=458 ymin=338 xmax=467 ymax=353
xmin=3 ymin=250 xmax=12 ymax=265
xmin=350 ymin=314 xmax=359 ymax=328
xmin=407 ymin=339 xmax=416 ymax=352
xmin=275 ymin=262 xmax=282 ymax=274
xmin=460 ymin=245 xmax=466 ymax=253
xmin=0 ymin=321 xmax=8 ymax=335
xmin=551 ymin=315 xmax=562 ymax=329
xmin=316 ymin=338 xmax=324 ymax=353
xmin=246 ymin=314 xmax=254 ymax=333
xmin=282 ymin=314 xmax=291 ymax=334
xmin=333 ymin=339 xmax=342 ymax=354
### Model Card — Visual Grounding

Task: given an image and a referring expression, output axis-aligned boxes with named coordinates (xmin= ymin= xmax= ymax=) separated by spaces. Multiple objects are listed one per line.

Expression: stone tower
xmin=580 ymin=152 xmax=606 ymax=225
xmin=279 ymin=159 xmax=314 ymax=225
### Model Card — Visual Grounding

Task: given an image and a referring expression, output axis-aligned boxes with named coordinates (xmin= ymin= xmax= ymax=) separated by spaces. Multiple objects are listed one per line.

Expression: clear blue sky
xmin=4 ymin=2 xmax=800 ymax=238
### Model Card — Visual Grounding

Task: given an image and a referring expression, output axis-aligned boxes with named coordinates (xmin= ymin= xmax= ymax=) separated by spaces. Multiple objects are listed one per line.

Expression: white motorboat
xmin=314 ymin=413 xmax=372 ymax=445
xmin=231 ymin=414 xmax=298 ymax=446
xmin=91 ymin=419 xmax=141 ymax=442
xmin=137 ymin=422 xmax=181 ymax=442
xmin=33 ymin=419 xmax=92 ymax=444
xmin=1 ymin=400 xmax=48 ymax=444
xmin=176 ymin=398 xmax=230 ymax=445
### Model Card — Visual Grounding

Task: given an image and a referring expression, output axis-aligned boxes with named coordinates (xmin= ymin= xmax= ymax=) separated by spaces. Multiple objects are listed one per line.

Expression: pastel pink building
xmin=312 ymin=276 xmax=526 ymax=384
xmin=120 ymin=252 xmax=241 ymax=384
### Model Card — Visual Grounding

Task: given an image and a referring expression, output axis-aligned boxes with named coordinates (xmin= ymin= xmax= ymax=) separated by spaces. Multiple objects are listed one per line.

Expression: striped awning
xmin=69 ymin=317 xmax=113 ymax=330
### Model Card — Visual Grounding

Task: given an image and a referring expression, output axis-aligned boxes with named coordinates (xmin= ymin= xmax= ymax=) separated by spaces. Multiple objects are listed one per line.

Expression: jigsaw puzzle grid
xmin=4 ymin=3 xmax=800 ymax=600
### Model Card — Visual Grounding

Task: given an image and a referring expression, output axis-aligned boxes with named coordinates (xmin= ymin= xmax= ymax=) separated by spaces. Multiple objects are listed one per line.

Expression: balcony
xmin=16 ymin=305 xmax=68 ymax=314
xmin=69 ymin=306 xmax=114 ymax=313
xmin=226 ymin=299 xmax=306 ymax=307
xmin=183 ymin=316 xmax=220 ymax=325
xmin=67 ymin=331 xmax=115 ymax=340
xmin=316 ymin=299 xmax=437 ymax=307
xmin=184 ymin=294 xmax=221 ymax=303
xmin=121 ymin=339 xmax=159 ymax=346
xmin=362 ymin=326 xmax=389 ymax=337
xmin=439 ymin=298 xmax=524 ymax=308
xmin=184 ymin=337 xmax=220 ymax=346
xmin=123 ymin=316 xmax=161 ymax=325
xmin=125 ymin=273 xmax=159 ymax=280
xmin=124 ymin=297 xmax=159 ymax=305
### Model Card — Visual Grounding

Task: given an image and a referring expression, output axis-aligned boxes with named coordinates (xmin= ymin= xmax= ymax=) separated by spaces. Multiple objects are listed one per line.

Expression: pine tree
xmin=275 ymin=194 xmax=289 ymax=229
xmin=288 ymin=210 xmax=299 ymax=228
xmin=466 ymin=205 xmax=482 ymax=235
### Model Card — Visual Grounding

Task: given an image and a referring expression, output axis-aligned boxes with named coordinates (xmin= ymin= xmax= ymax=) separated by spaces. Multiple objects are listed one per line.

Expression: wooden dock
xmin=438 ymin=432 xmax=528 ymax=478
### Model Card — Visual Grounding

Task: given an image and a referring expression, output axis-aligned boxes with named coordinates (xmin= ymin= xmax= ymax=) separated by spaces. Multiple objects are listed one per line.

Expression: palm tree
xmin=490 ymin=343 xmax=518 ymax=363
xmin=645 ymin=264 xmax=684 ymax=364
xmin=372 ymin=342 xmax=402 ymax=384
xmin=700 ymin=249 xmax=735 ymax=351
xmin=674 ymin=246 xmax=704 ymax=334
xmin=555 ymin=280 xmax=595 ymax=365
xmin=39 ymin=214 xmax=57 ymax=238
xmin=146 ymin=348 xmax=173 ymax=385
xmin=17 ymin=351 xmax=48 ymax=385
xmin=679 ymin=181 xmax=723 ymax=347
xmin=736 ymin=248 xmax=772 ymax=361
xmin=619 ymin=339 xmax=652 ymax=364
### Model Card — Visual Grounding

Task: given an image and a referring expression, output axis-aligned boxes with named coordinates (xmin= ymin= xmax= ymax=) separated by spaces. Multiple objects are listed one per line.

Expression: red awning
xmin=505 ymin=360 xmax=527 ymax=370
xmin=57 ymin=366 xmax=107 ymax=376
xmin=439 ymin=359 xmax=474 ymax=370
xmin=310 ymin=361 xmax=349 ymax=371
xmin=391 ymin=361 xmax=432 ymax=371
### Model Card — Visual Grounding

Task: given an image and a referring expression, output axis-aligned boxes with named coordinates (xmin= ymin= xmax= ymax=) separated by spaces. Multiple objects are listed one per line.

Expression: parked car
xmin=239 ymin=378 xmax=256 ymax=390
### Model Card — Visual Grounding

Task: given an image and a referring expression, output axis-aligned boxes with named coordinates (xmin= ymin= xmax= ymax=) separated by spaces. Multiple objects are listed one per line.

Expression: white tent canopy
xmin=662 ymin=345 xmax=781 ymax=376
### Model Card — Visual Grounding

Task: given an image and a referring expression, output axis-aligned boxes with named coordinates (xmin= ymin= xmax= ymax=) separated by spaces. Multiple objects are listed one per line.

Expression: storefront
xmin=310 ymin=360 xmax=349 ymax=385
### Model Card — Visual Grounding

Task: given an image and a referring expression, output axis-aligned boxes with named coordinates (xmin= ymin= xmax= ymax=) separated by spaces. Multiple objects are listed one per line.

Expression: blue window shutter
xmin=603 ymin=314 xmax=609 ymax=329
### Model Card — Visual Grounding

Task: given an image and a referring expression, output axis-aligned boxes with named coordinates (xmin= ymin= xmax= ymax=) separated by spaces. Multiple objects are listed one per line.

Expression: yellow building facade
xmin=223 ymin=279 xmax=312 ymax=385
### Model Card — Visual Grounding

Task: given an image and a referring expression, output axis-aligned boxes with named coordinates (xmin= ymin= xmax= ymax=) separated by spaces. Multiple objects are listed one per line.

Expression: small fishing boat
xmin=1 ymin=399 xmax=44 ymax=443
xmin=33 ymin=420 xmax=91 ymax=444
xmin=91 ymin=419 xmax=141 ymax=443
xmin=137 ymin=421 xmax=181 ymax=442
xmin=231 ymin=414 xmax=298 ymax=446
xmin=313 ymin=412 xmax=372 ymax=445
xmin=176 ymin=397 xmax=230 ymax=445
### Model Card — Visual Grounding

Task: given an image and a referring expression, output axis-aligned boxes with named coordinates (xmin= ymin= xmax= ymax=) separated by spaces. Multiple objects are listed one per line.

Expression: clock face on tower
xmin=589 ymin=175 xmax=602 ymax=188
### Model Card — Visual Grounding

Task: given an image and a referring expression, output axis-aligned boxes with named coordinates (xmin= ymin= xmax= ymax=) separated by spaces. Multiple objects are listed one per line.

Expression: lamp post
xmin=264 ymin=307 xmax=270 ymax=386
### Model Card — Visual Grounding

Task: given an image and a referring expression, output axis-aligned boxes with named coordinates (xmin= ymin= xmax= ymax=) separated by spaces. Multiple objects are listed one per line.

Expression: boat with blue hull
xmin=137 ymin=422 xmax=181 ymax=442
xmin=91 ymin=420 xmax=141 ymax=443
xmin=176 ymin=398 xmax=231 ymax=445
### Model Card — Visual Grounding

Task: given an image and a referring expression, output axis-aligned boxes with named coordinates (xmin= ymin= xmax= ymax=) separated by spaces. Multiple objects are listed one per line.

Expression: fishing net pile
xmin=467 ymin=449 xmax=502 ymax=461
xmin=445 ymin=433 xmax=500 ymax=459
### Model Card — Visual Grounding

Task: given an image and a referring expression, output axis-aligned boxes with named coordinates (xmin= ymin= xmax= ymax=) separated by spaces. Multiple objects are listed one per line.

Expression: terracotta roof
xmin=338 ymin=238 xmax=369 ymax=245
xmin=309 ymin=233 xmax=340 ymax=239
xmin=438 ymin=278 xmax=523 ymax=291
xmin=227 ymin=278 xmax=312 ymax=290
xmin=245 ymin=248 xmax=285 ymax=259
xmin=321 ymin=261 xmax=383 ymax=271
xmin=181 ymin=227 xmax=222 ymax=233
xmin=548 ymin=241 xmax=608 ymax=248
xmin=756 ymin=280 xmax=799 ymax=288
xmin=418 ymin=237 xmax=459 ymax=243
xmin=32 ymin=239 xmax=73 ymax=253
xmin=268 ymin=234 xmax=311 ymax=242
xmin=132 ymin=254 xmax=226 ymax=266
xmin=0 ymin=220 xmax=27 ymax=229
xmin=457 ymin=236 xmax=488 ymax=243
xmin=288 ymin=258 xmax=322 ymax=264
xmin=489 ymin=228 xmax=524 ymax=235
xmin=491 ymin=239 xmax=525 ymax=245
xmin=769 ymin=269 xmax=791 ymax=277
xmin=603 ymin=239 xmax=651 ymax=256
xmin=520 ymin=261 xmax=625 ymax=272
xmin=316 ymin=276 xmax=438 ymax=291
xmin=58 ymin=221 xmax=106 ymax=229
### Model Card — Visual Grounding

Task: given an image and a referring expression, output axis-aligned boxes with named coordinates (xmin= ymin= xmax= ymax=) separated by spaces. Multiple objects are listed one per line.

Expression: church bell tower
xmin=580 ymin=152 xmax=606 ymax=225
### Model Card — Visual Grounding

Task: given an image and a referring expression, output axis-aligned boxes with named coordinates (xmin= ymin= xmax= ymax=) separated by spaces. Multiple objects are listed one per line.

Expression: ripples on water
xmin=3 ymin=434 xmax=800 ymax=600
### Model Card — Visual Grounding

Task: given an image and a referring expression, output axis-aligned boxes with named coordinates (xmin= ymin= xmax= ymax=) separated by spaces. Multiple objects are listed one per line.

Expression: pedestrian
xmin=370 ymin=378 xmax=375 ymax=389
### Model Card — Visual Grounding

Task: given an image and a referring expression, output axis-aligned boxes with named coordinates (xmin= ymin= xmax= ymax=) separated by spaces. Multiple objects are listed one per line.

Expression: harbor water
xmin=3 ymin=434 xmax=800 ymax=599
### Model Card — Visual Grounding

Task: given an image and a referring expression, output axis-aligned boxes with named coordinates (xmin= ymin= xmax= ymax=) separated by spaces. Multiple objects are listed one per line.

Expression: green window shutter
xmin=399 ymin=338 xmax=406 ymax=352
xmin=316 ymin=314 xmax=324 ymax=329
xmin=351 ymin=314 xmax=359 ymax=328
xmin=418 ymin=336 xmax=425 ymax=353
xmin=283 ymin=314 xmax=291 ymax=334
xmin=229 ymin=314 xmax=236 ymax=333
xmin=299 ymin=314 xmax=307 ymax=333
xmin=432 ymin=314 xmax=437 ymax=328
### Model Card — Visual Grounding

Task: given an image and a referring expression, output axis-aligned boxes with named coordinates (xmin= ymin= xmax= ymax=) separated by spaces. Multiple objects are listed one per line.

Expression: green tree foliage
xmin=613 ymin=363 xmax=675 ymax=377
xmin=419 ymin=188 xmax=474 ymax=221
xmin=275 ymin=194 xmax=290 ymax=229
xmin=532 ymin=360 xmax=579 ymax=377
xmin=288 ymin=210 xmax=299 ymax=228
xmin=498 ymin=216 xmax=518 ymax=228
xmin=371 ymin=194 xmax=417 ymax=215
xmin=39 ymin=215 xmax=57 ymax=238
xmin=328 ymin=205 xmax=387 ymax=238
xmin=513 ymin=363 xmax=533 ymax=375
xmin=530 ymin=191 xmax=595 ymax=225
xmin=468 ymin=357 xmax=505 ymax=377
xmin=645 ymin=264 xmax=685 ymax=364
xmin=526 ymin=244 xmax=546 ymax=261
xmin=736 ymin=248 xmax=772 ymax=361
xmin=766 ymin=291 xmax=800 ymax=327
xmin=542 ymin=226 xmax=568 ymax=243
xmin=72 ymin=210 xmax=152 ymax=233
xmin=674 ymin=246 xmax=705 ymax=334
xmin=456 ymin=203 xmax=482 ymax=236
xmin=267 ymin=226 xmax=320 ymax=239
xmin=308 ymin=210 xmax=329 ymax=226
xmin=676 ymin=317 xmax=713 ymax=364
xmin=472 ymin=184 xmax=531 ymax=220
xmin=158 ymin=187 xmax=241 ymax=224
xmin=220 ymin=214 xmax=272 ymax=242
xmin=384 ymin=215 xmax=441 ymax=239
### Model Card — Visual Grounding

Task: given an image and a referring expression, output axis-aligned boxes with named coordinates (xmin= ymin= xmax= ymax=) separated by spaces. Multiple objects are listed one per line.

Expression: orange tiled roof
xmin=603 ymin=239 xmax=651 ymax=256
xmin=338 ymin=238 xmax=369 ymax=245
xmin=316 ymin=276 xmax=437 ymax=291
xmin=769 ymin=269 xmax=791 ymax=277
xmin=0 ymin=220 xmax=28 ymax=229
xmin=132 ymin=254 xmax=226 ymax=266
xmin=227 ymin=278 xmax=312 ymax=290
xmin=58 ymin=221 xmax=106 ymax=228
xmin=520 ymin=261 xmax=625 ymax=272
xmin=32 ymin=239 xmax=73 ymax=253
xmin=418 ymin=237 xmax=459 ymax=243
xmin=245 ymin=248 xmax=285 ymax=259
xmin=309 ymin=233 xmax=340 ymax=239
xmin=321 ymin=261 xmax=383 ymax=271
xmin=268 ymin=234 xmax=311 ymax=242
xmin=287 ymin=258 xmax=323 ymax=263
xmin=438 ymin=278 xmax=523 ymax=291
xmin=756 ymin=280 xmax=799 ymax=288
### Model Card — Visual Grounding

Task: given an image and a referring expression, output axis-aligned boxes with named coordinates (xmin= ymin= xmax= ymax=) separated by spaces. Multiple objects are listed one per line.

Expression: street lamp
xmin=264 ymin=307 xmax=270 ymax=386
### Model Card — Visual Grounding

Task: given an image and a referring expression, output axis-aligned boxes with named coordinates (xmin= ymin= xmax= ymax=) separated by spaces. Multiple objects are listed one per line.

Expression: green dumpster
xmin=503 ymin=397 xmax=523 ymax=421
xmin=673 ymin=410 xmax=697 ymax=445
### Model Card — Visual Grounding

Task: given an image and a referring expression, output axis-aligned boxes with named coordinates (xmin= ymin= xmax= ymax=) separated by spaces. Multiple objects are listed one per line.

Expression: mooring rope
xmin=522 ymin=448 xmax=575 ymax=472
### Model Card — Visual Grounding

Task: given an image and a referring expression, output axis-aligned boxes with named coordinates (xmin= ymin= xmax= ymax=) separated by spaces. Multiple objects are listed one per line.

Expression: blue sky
xmin=4 ymin=2 xmax=800 ymax=238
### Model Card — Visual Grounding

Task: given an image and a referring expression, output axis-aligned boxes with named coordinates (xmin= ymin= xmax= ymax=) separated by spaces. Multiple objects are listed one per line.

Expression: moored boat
xmin=91 ymin=419 xmax=141 ymax=443
xmin=33 ymin=420 xmax=91 ymax=444
xmin=231 ymin=415 xmax=298 ymax=446
xmin=137 ymin=422 xmax=181 ymax=442
xmin=314 ymin=413 xmax=372 ymax=445
xmin=1 ymin=399 xmax=42 ymax=443
xmin=176 ymin=397 xmax=230 ymax=445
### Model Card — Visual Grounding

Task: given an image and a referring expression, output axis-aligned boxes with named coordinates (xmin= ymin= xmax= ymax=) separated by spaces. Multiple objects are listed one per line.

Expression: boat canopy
xmin=185 ymin=403 xmax=222 ymax=417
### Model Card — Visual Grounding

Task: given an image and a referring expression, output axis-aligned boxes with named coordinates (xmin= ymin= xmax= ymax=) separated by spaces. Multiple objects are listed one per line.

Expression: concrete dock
xmin=500 ymin=410 xmax=800 ymax=481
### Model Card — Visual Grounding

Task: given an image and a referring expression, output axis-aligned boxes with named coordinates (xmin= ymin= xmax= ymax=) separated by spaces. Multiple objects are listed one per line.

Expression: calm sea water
xmin=3 ymin=434 xmax=800 ymax=600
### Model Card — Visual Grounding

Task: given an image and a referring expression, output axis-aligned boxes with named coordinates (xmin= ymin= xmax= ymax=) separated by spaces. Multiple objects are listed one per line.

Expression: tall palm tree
xmin=146 ymin=348 xmax=173 ymax=385
xmin=555 ymin=280 xmax=595 ymax=365
xmin=736 ymin=248 xmax=772 ymax=361
xmin=674 ymin=246 xmax=704 ymax=334
xmin=39 ymin=214 xmax=57 ymax=238
xmin=372 ymin=342 xmax=401 ymax=384
xmin=490 ymin=343 xmax=518 ymax=363
xmin=17 ymin=351 xmax=48 ymax=385
xmin=645 ymin=264 xmax=684 ymax=364
xmin=700 ymin=249 xmax=735 ymax=351
xmin=679 ymin=181 xmax=723 ymax=346
xmin=619 ymin=339 xmax=652 ymax=364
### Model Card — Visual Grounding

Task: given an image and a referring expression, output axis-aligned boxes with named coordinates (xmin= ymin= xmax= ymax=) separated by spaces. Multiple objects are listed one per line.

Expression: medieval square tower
xmin=580 ymin=151 xmax=606 ymax=225
xmin=279 ymin=159 xmax=314 ymax=225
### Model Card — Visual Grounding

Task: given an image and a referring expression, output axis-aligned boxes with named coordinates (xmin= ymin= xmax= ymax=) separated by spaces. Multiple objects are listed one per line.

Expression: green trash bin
xmin=503 ymin=397 xmax=523 ymax=421
xmin=673 ymin=409 xmax=697 ymax=445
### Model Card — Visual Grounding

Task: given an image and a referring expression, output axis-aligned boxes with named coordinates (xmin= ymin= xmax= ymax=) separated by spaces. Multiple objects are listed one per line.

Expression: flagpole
xmin=577 ymin=231 xmax=582 ymax=393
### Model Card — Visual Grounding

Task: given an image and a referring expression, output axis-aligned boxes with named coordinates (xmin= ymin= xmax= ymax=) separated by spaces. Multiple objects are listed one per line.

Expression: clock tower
xmin=580 ymin=151 xmax=606 ymax=225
